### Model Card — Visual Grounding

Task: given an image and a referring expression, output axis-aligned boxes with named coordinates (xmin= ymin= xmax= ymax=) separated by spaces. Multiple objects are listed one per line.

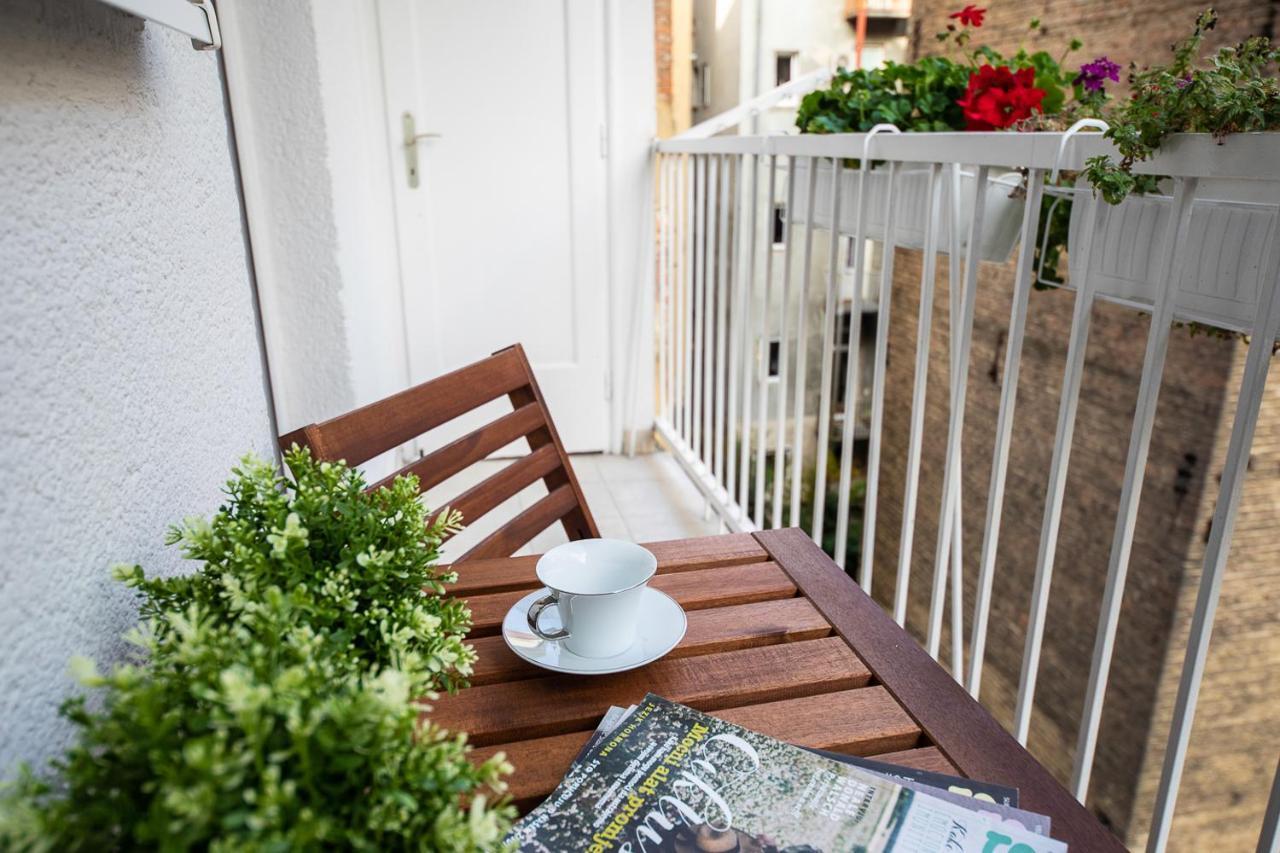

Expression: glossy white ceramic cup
xmin=527 ymin=539 xmax=658 ymax=658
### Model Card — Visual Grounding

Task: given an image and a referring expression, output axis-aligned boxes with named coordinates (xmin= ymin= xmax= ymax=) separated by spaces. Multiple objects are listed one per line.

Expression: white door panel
xmin=377 ymin=0 xmax=610 ymax=454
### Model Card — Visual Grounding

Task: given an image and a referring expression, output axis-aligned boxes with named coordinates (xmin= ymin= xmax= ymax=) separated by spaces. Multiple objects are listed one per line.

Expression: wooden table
xmin=431 ymin=528 xmax=1122 ymax=851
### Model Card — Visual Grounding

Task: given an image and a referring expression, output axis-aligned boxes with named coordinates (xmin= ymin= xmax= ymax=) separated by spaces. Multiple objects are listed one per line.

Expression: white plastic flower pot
xmin=790 ymin=158 xmax=1025 ymax=263
xmin=1067 ymin=178 xmax=1279 ymax=331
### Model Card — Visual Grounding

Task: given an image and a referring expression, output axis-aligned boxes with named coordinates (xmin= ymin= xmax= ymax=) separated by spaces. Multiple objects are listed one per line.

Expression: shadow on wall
xmin=4 ymin=0 xmax=146 ymax=69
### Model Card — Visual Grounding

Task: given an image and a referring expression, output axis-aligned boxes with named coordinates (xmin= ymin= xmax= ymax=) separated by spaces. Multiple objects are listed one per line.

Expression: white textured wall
xmin=0 ymin=0 xmax=275 ymax=776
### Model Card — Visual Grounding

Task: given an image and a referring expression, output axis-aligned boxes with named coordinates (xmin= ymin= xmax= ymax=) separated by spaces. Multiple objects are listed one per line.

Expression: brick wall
xmin=872 ymin=0 xmax=1280 ymax=846
xmin=655 ymin=0 xmax=675 ymax=137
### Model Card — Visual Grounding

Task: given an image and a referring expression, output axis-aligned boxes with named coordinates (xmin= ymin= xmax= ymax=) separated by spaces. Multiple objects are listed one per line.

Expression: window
xmin=775 ymin=52 xmax=797 ymax=87
xmin=772 ymin=204 xmax=787 ymax=246
xmin=833 ymin=309 xmax=853 ymax=408
xmin=767 ymin=338 xmax=781 ymax=378
xmin=693 ymin=58 xmax=712 ymax=110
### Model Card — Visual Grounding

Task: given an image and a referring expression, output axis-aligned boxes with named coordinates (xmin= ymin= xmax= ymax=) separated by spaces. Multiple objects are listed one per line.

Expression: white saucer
xmin=501 ymin=586 xmax=687 ymax=676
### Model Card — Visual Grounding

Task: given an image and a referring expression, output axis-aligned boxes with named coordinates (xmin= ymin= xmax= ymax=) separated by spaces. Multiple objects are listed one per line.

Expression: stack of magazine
xmin=507 ymin=694 xmax=1067 ymax=852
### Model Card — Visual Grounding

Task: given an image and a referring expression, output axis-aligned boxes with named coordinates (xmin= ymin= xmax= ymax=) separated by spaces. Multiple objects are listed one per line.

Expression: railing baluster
xmin=855 ymin=160 xmax=899 ymax=589
xmin=670 ymin=155 xmax=680 ymax=425
xmin=812 ymin=158 xmax=844 ymax=546
xmin=1146 ymin=214 xmax=1280 ymax=853
xmin=682 ymin=155 xmax=694 ymax=446
xmin=702 ymin=155 xmax=718 ymax=472
xmin=714 ymin=154 xmax=731 ymax=491
xmin=927 ymin=166 xmax=988 ymax=676
xmin=725 ymin=155 xmax=742 ymax=513
xmin=1258 ymin=758 xmax=1280 ymax=853
xmin=1013 ymin=182 xmax=1106 ymax=745
xmin=660 ymin=155 xmax=673 ymax=423
xmin=771 ymin=155 xmax=799 ymax=528
xmin=754 ymin=155 xmax=778 ymax=527
xmin=894 ymin=163 xmax=945 ymax=626
xmin=670 ymin=154 xmax=680 ymax=422
xmin=1072 ymin=178 xmax=1197 ymax=801
xmin=836 ymin=154 xmax=874 ymax=570
xmin=739 ymin=154 xmax=761 ymax=523
xmin=789 ymin=156 xmax=820 ymax=528
xmin=948 ymin=164 xmax=966 ymax=681
xmin=968 ymin=168 xmax=1044 ymax=698
xmin=692 ymin=155 xmax=706 ymax=463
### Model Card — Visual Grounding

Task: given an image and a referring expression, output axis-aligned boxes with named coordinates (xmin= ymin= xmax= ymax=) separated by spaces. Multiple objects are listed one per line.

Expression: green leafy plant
xmin=1085 ymin=8 xmax=1280 ymax=204
xmin=796 ymin=10 xmax=1094 ymax=135
xmin=796 ymin=57 xmax=973 ymax=133
xmin=0 ymin=449 xmax=513 ymax=851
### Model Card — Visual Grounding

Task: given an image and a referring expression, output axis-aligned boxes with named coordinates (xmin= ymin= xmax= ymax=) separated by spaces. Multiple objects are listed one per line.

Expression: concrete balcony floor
xmin=426 ymin=450 xmax=721 ymax=563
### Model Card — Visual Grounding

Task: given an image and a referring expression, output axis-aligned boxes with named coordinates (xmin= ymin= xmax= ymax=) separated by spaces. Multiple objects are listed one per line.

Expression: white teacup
xmin=527 ymin=539 xmax=658 ymax=658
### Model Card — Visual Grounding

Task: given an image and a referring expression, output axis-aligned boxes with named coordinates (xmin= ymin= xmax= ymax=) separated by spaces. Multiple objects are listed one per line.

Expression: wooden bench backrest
xmin=279 ymin=344 xmax=598 ymax=561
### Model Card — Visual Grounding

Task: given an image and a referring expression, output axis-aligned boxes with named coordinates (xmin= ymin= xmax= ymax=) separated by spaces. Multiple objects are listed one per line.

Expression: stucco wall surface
xmin=0 ymin=0 xmax=275 ymax=776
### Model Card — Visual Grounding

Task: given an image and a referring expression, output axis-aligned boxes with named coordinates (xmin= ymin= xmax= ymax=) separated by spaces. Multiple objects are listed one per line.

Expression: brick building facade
xmin=875 ymin=0 xmax=1280 ymax=845
xmin=873 ymin=1 xmax=1279 ymax=847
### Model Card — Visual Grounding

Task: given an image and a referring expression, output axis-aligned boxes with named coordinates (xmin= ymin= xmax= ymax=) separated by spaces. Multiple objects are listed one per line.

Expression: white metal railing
xmin=650 ymin=129 xmax=1280 ymax=852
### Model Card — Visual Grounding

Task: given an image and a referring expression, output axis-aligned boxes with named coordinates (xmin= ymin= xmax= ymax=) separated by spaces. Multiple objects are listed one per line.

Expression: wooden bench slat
xmin=469 ymin=687 xmax=921 ymax=810
xmin=465 ymin=561 xmax=796 ymax=637
xmin=432 ymin=443 xmax=560 ymax=536
xmin=374 ymin=402 xmax=544 ymax=493
xmin=460 ymin=484 xmax=577 ymax=563
xmin=431 ymin=637 xmax=869 ymax=746
xmin=468 ymin=597 xmax=832 ymax=685
xmin=445 ymin=532 xmax=770 ymax=597
xmin=284 ymin=350 xmax=529 ymax=467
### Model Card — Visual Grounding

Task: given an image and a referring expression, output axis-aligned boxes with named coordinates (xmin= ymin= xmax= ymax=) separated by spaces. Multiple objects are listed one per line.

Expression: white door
xmin=376 ymin=0 xmax=611 ymax=453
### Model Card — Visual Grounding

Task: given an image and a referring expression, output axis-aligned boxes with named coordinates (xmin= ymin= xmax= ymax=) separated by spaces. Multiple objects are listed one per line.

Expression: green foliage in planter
xmin=796 ymin=58 xmax=972 ymax=134
xmin=1085 ymin=9 xmax=1280 ymax=204
xmin=0 ymin=450 xmax=513 ymax=852
xmin=795 ymin=18 xmax=1089 ymax=136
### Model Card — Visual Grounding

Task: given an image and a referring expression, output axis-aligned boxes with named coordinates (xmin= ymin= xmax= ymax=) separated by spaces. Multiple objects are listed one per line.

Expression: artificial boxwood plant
xmin=0 ymin=449 xmax=512 ymax=851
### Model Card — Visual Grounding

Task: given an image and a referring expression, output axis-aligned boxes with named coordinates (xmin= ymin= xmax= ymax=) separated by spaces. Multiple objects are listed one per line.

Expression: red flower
xmin=949 ymin=5 xmax=986 ymax=26
xmin=956 ymin=65 xmax=1046 ymax=130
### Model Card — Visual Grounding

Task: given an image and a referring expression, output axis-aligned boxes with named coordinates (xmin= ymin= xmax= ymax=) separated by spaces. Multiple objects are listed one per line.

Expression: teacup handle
xmin=527 ymin=592 xmax=571 ymax=641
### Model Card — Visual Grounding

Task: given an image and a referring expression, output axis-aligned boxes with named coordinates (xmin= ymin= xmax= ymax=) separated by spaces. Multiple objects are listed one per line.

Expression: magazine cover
xmin=806 ymin=750 xmax=1019 ymax=807
xmin=573 ymin=707 xmax=1034 ymax=827
xmin=511 ymin=695 xmax=1066 ymax=852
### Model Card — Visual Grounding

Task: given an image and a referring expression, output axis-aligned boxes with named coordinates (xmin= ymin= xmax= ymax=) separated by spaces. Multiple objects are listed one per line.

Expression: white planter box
xmin=790 ymin=158 xmax=1025 ymax=263
xmin=1067 ymin=178 xmax=1279 ymax=331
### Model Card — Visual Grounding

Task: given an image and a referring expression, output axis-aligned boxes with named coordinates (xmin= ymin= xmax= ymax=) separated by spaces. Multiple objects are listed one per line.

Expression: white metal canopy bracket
xmin=96 ymin=0 xmax=221 ymax=50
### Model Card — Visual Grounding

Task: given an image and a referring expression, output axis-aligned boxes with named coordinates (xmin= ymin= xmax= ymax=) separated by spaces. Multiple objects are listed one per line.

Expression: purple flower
xmin=1175 ymin=74 xmax=1193 ymax=89
xmin=1075 ymin=56 xmax=1122 ymax=93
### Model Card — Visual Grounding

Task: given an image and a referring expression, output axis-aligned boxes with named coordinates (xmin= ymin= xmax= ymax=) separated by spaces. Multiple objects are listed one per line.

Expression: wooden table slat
xmin=431 ymin=637 xmax=869 ymax=746
xmin=872 ymin=746 xmax=959 ymax=776
xmin=471 ymin=686 xmax=921 ymax=809
xmin=468 ymin=596 xmax=832 ymax=686
xmin=445 ymin=532 xmax=769 ymax=597
xmin=465 ymin=561 xmax=796 ymax=637
xmin=754 ymin=528 xmax=1125 ymax=852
